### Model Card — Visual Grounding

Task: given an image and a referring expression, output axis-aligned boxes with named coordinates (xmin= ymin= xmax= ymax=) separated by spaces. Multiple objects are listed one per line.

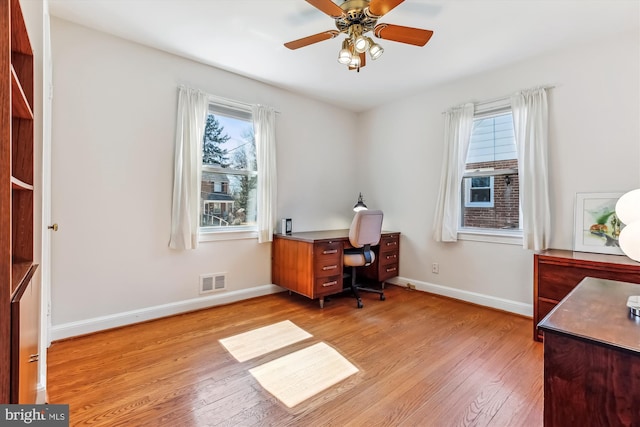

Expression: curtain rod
xmin=178 ymin=85 xmax=280 ymax=113
xmin=442 ymin=85 xmax=555 ymax=114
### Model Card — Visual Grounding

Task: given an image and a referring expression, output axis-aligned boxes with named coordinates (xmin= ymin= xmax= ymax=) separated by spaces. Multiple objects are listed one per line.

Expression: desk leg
xmin=319 ymin=297 xmax=324 ymax=309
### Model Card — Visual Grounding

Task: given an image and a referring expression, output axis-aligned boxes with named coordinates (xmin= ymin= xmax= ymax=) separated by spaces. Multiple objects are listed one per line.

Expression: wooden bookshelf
xmin=1 ymin=0 xmax=39 ymax=404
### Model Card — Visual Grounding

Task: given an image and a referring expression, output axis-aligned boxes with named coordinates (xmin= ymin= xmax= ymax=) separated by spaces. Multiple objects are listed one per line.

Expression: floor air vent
xmin=200 ymin=273 xmax=226 ymax=294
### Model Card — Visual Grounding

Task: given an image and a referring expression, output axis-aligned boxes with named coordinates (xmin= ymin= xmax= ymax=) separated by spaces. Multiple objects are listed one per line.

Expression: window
xmin=465 ymin=175 xmax=494 ymax=208
xmin=460 ymin=110 xmax=521 ymax=232
xmin=200 ymin=102 xmax=257 ymax=233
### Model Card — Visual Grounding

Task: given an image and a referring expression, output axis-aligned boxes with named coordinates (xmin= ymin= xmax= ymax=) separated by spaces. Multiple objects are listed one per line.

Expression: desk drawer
xmin=314 ymin=259 xmax=341 ymax=277
xmin=380 ymin=234 xmax=400 ymax=251
xmin=379 ymin=250 xmax=398 ymax=266
xmin=314 ymin=274 xmax=342 ymax=296
xmin=314 ymin=241 xmax=341 ymax=262
xmin=379 ymin=234 xmax=399 ymax=280
xmin=379 ymin=263 xmax=399 ymax=281
xmin=314 ymin=241 xmax=342 ymax=278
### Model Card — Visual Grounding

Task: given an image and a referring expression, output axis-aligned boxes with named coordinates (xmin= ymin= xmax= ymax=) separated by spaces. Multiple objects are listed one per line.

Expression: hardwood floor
xmin=47 ymin=285 xmax=543 ymax=426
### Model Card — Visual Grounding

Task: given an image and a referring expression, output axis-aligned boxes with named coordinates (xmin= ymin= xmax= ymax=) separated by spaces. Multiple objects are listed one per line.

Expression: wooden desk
xmin=538 ymin=277 xmax=640 ymax=426
xmin=272 ymin=230 xmax=400 ymax=308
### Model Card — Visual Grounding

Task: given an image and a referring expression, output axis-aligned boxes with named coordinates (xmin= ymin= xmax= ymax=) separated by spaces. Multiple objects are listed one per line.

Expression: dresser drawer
xmin=539 ymin=262 xmax=640 ymax=301
xmin=538 ymin=264 xmax=579 ymax=301
xmin=537 ymin=299 xmax=557 ymax=322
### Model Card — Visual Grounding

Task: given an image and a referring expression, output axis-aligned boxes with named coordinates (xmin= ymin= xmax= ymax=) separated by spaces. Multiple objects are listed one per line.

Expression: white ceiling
xmin=48 ymin=0 xmax=639 ymax=112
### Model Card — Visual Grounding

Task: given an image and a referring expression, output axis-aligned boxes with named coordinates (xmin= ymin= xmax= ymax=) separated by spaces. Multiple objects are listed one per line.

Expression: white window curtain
xmin=169 ymin=87 xmax=208 ymax=250
xmin=511 ymin=88 xmax=550 ymax=251
xmin=253 ymin=105 xmax=277 ymax=243
xmin=433 ymin=103 xmax=475 ymax=242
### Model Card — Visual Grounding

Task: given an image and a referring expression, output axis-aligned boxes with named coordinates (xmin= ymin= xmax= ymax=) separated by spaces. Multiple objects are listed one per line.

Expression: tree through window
xmin=200 ymin=102 xmax=257 ymax=231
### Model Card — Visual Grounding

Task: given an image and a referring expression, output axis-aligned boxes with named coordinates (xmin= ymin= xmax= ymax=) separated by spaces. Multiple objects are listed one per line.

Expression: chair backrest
xmin=348 ymin=210 xmax=384 ymax=248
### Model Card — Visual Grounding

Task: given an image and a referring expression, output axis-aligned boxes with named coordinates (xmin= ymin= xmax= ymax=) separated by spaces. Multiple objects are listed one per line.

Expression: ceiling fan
xmin=284 ymin=0 xmax=434 ymax=71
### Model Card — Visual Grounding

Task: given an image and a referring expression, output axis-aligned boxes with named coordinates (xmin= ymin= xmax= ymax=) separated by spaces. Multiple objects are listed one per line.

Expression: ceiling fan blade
xmin=284 ymin=30 xmax=340 ymax=50
xmin=374 ymin=23 xmax=433 ymax=46
xmin=305 ymin=0 xmax=345 ymax=18
xmin=367 ymin=0 xmax=404 ymax=18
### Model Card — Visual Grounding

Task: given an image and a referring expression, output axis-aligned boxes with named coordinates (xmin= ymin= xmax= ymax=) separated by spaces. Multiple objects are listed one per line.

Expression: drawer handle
xmin=28 ymin=354 xmax=39 ymax=363
xmin=386 ymin=267 xmax=397 ymax=273
xmin=322 ymin=281 xmax=338 ymax=287
xmin=322 ymin=265 xmax=338 ymax=270
xmin=323 ymin=249 xmax=338 ymax=254
xmin=386 ymin=254 xmax=397 ymax=259
xmin=386 ymin=242 xmax=397 ymax=246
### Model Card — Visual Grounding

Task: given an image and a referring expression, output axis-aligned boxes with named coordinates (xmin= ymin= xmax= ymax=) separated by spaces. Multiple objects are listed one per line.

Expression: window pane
xmin=471 ymin=188 xmax=491 ymax=202
xmin=462 ymin=173 xmax=520 ymax=229
xmin=462 ymin=111 xmax=521 ymax=231
xmin=201 ymin=106 xmax=256 ymax=230
xmin=471 ymin=177 xmax=490 ymax=188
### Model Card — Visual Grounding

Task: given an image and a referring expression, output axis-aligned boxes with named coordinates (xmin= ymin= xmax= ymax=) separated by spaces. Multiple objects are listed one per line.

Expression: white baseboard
xmin=51 ymin=280 xmax=532 ymax=341
xmin=386 ymin=276 xmax=533 ymax=317
xmin=51 ymin=284 xmax=284 ymax=341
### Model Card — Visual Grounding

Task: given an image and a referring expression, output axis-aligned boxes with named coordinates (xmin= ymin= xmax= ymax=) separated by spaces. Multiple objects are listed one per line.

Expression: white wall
xmin=359 ymin=30 xmax=640 ymax=312
xmin=50 ymin=17 xmax=639 ymax=337
xmin=49 ymin=18 xmax=359 ymax=338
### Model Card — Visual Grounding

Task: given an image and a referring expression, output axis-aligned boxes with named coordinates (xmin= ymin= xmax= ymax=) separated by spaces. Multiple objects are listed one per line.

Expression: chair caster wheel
xmin=357 ymin=300 xmax=363 ymax=309
xmin=380 ymin=294 xmax=386 ymax=301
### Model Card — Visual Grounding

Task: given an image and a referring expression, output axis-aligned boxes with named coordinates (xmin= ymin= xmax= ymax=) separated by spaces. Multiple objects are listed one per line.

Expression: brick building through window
xmin=461 ymin=111 xmax=521 ymax=231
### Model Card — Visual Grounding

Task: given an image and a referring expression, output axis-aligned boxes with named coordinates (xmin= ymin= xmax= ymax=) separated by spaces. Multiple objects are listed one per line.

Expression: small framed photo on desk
xmin=280 ymin=218 xmax=292 ymax=235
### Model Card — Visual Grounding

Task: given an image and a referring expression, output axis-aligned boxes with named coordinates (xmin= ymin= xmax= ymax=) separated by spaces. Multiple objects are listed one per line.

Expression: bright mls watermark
xmin=0 ymin=405 xmax=68 ymax=426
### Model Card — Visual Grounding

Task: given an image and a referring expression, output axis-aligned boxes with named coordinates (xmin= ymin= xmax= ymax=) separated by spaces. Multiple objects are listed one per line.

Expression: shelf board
xmin=10 ymin=176 xmax=33 ymax=191
xmin=10 ymin=65 xmax=33 ymax=120
xmin=11 ymin=262 xmax=35 ymax=296
xmin=10 ymin=0 xmax=33 ymax=56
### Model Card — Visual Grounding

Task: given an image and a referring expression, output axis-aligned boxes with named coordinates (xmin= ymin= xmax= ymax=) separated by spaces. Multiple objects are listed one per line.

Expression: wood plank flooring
xmin=47 ymin=285 xmax=543 ymax=426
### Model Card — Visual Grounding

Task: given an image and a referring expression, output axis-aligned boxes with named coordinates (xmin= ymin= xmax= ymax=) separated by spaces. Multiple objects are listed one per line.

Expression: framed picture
xmin=574 ymin=192 xmax=624 ymax=255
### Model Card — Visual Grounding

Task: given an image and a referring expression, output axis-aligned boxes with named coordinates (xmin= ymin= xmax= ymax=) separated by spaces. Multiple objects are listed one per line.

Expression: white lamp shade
xmin=615 ymin=189 xmax=640 ymax=225
xmin=354 ymin=35 xmax=368 ymax=53
xmin=338 ymin=48 xmax=352 ymax=64
xmin=619 ymin=221 xmax=640 ymax=262
xmin=369 ymin=43 xmax=383 ymax=60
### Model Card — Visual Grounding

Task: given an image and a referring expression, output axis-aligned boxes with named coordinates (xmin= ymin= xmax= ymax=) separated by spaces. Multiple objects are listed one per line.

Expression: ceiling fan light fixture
xmin=349 ymin=54 xmax=361 ymax=68
xmin=353 ymin=34 xmax=369 ymax=53
xmin=368 ymin=39 xmax=383 ymax=60
xmin=283 ymin=1 xmax=434 ymax=72
xmin=337 ymin=39 xmax=352 ymax=64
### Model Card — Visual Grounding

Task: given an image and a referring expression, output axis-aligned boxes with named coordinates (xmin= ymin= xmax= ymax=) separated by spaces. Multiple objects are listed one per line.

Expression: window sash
xmin=464 ymin=176 xmax=494 ymax=208
xmin=460 ymin=108 xmax=521 ymax=234
xmin=200 ymin=102 xmax=257 ymax=234
xmin=463 ymin=168 xmax=517 ymax=178
xmin=202 ymin=164 xmax=257 ymax=177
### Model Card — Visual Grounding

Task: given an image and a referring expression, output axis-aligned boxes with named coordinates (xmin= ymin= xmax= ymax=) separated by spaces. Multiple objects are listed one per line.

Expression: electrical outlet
xmin=407 ymin=283 xmax=416 ymax=290
xmin=432 ymin=263 xmax=439 ymax=274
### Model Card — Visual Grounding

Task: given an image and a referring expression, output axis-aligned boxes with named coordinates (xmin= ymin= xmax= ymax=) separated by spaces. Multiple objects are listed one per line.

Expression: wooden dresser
xmin=272 ymin=230 xmax=400 ymax=308
xmin=533 ymin=249 xmax=640 ymax=341
xmin=538 ymin=277 xmax=640 ymax=426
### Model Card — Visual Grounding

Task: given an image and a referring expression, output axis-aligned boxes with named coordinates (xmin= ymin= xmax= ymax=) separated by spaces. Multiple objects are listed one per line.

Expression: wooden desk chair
xmin=344 ymin=209 xmax=385 ymax=308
